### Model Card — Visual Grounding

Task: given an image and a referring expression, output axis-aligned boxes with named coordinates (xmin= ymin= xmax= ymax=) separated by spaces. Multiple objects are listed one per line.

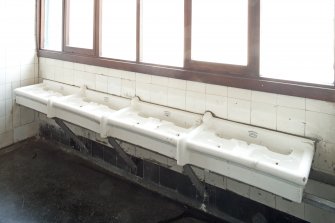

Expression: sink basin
xmin=14 ymin=80 xmax=79 ymax=114
xmin=179 ymin=112 xmax=315 ymax=202
xmin=103 ymin=97 xmax=202 ymax=158
xmin=15 ymin=81 xmax=316 ymax=202
xmin=49 ymin=88 xmax=130 ymax=133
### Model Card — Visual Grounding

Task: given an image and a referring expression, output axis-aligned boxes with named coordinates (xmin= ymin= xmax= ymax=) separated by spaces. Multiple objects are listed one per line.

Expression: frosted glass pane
xmin=260 ymin=0 xmax=334 ymax=85
xmin=43 ymin=0 xmax=62 ymax=51
xmin=101 ymin=0 xmax=136 ymax=61
xmin=141 ymin=0 xmax=184 ymax=67
xmin=68 ymin=0 xmax=94 ymax=49
xmin=192 ymin=0 xmax=248 ymax=66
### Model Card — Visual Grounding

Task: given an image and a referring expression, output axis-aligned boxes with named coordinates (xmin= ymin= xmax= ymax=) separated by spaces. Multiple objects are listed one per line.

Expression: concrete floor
xmin=0 ymin=140 xmax=218 ymax=223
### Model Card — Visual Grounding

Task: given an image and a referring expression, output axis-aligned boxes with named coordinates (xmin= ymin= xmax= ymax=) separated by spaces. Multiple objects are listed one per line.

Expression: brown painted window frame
xmin=184 ymin=0 xmax=260 ymax=77
xmin=63 ymin=0 xmax=100 ymax=56
xmin=37 ymin=0 xmax=335 ymax=102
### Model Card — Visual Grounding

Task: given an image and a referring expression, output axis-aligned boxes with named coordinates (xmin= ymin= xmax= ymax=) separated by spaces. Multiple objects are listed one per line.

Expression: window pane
xmin=101 ymin=0 xmax=136 ymax=61
xmin=43 ymin=0 xmax=63 ymax=51
xmin=141 ymin=0 xmax=184 ymax=67
xmin=67 ymin=0 xmax=94 ymax=49
xmin=192 ymin=0 xmax=248 ymax=66
xmin=260 ymin=0 xmax=334 ymax=85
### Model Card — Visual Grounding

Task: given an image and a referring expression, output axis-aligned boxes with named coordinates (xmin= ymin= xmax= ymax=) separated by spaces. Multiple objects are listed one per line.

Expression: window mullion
xmin=136 ymin=0 xmax=141 ymax=63
xmin=184 ymin=0 xmax=191 ymax=68
xmin=94 ymin=0 xmax=101 ymax=57
xmin=248 ymin=0 xmax=260 ymax=77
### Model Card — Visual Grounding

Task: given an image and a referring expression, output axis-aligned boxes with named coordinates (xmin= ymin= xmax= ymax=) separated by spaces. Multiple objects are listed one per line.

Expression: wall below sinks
xmin=37 ymin=116 xmax=335 ymax=223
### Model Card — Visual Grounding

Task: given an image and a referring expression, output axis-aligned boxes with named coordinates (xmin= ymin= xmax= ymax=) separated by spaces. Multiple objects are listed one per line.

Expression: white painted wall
xmin=0 ymin=0 xmax=39 ymax=148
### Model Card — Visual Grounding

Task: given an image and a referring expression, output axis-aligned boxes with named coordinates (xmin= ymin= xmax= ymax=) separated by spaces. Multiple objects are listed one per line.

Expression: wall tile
xmin=305 ymin=180 xmax=335 ymax=203
xmin=0 ymin=131 xmax=13 ymax=148
xmin=63 ymin=61 xmax=74 ymax=69
xmin=204 ymin=170 xmax=226 ymax=190
xmin=206 ymin=84 xmax=227 ymax=97
xmin=227 ymin=178 xmax=250 ymax=198
xmin=74 ymin=63 xmax=85 ymax=71
xmin=251 ymin=91 xmax=276 ymax=105
xmin=312 ymin=141 xmax=335 ymax=175
xmin=151 ymin=75 xmax=168 ymax=87
xmin=20 ymin=106 xmax=35 ymax=125
xmin=168 ymin=78 xmax=186 ymax=90
xmin=251 ymin=102 xmax=277 ymax=129
xmin=121 ymin=79 xmax=136 ymax=98
xmin=63 ymin=68 xmax=74 ymax=85
xmin=150 ymin=84 xmax=168 ymax=106
xmin=0 ymin=84 xmax=5 ymax=100
xmin=205 ymin=94 xmax=227 ymax=119
xmin=167 ymin=88 xmax=186 ymax=110
xmin=136 ymin=146 xmax=152 ymax=160
xmin=250 ymin=187 xmax=275 ymax=208
xmin=306 ymin=111 xmax=335 ymax=143
xmin=0 ymin=117 xmax=5 ymax=134
xmin=187 ymin=81 xmax=206 ymax=93
xmin=277 ymin=95 xmax=305 ymax=110
xmin=275 ymin=196 xmax=304 ymax=220
xmin=277 ymin=107 xmax=305 ymax=136
xmin=20 ymin=64 xmax=34 ymax=80
xmin=96 ymin=74 xmax=108 ymax=93
xmin=13 ymin=122 xmax=38 ymax=143
xmin=85 ymin=65 xmax=99 ymax=74
xmin=227 ymin=98 xmax=251 ymax=124
xmin=136 ymin=73 xmax=151 ymax=83
xmin=136 ymin=82 xmax=151 ymax=102
xmin=186 ymin=91 xmax=206 ymax=114
xmin=306 ymin=99 xmax=335 ymax=116
xmin=0 ymin=68 xmax=5 ymax=85
xmin=228 ymin=87 xmax=251 ymax=100
xmin=108 ymin=69 xmax=123 ymax=78
xmin=122 ymin=71 xmax=136 ymax=81
xmin=108 ymin=77 xmax=122 ymax=96
xmin=0 ymin=100 xmax=5 ymax=117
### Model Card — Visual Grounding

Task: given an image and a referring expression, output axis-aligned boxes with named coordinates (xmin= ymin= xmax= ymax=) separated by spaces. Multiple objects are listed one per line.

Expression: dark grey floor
xmin=0 ymin=140 xmax=210 ymax=223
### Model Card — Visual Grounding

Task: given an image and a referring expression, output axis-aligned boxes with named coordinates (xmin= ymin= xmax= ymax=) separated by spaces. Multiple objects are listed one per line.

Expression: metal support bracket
xmin=107 ymin=137 xmax=137 ymax=173
xmin=54 ymin=118 xmax=89 ymax=154
xmin=183 ymin=164 xmax=208 ymax=201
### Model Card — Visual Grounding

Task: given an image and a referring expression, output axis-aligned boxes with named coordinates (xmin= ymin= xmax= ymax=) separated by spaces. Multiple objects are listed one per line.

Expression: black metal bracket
xmin=183 ymin=164 xmax=208 ymax=202
xmin=107 ymin=137 xmax=137 ymax=173
xmin=54 ymin=118 xmax=89 ymax=154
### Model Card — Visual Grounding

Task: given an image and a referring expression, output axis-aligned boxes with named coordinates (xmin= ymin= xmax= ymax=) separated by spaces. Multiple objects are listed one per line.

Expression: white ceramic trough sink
xmin=178 ymin=112 xmax=315 ymax=202
xmin=14 ymin=80 xmax=79 ymax=114
xmin=49 ymin=87 xmax=130 ymax=133
xmin=103 ymin=97 xmax=202 ymax=159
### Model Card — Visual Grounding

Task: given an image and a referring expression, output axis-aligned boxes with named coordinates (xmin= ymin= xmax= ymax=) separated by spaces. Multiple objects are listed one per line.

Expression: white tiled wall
xmin=39 ymin=58 xmax=335 ymax=221
xmin=0 ymin=0 xmax=39 ymax=148
xmin=39 ymin=58 xmax=335 ymax=177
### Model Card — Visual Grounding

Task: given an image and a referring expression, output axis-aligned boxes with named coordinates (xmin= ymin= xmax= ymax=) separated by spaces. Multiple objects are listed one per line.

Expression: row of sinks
xmin=15 ymin=80 xmax=315 ymax=203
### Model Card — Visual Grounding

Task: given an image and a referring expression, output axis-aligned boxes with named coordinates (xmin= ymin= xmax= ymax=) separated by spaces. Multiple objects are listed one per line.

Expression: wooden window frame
xmin=37 ymin=0 xmax=335 ymax=103
xmin=184 ymin=0 xmax=260 ymax=77
xmin=63 ymin=0 xmax=100 ymax=56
